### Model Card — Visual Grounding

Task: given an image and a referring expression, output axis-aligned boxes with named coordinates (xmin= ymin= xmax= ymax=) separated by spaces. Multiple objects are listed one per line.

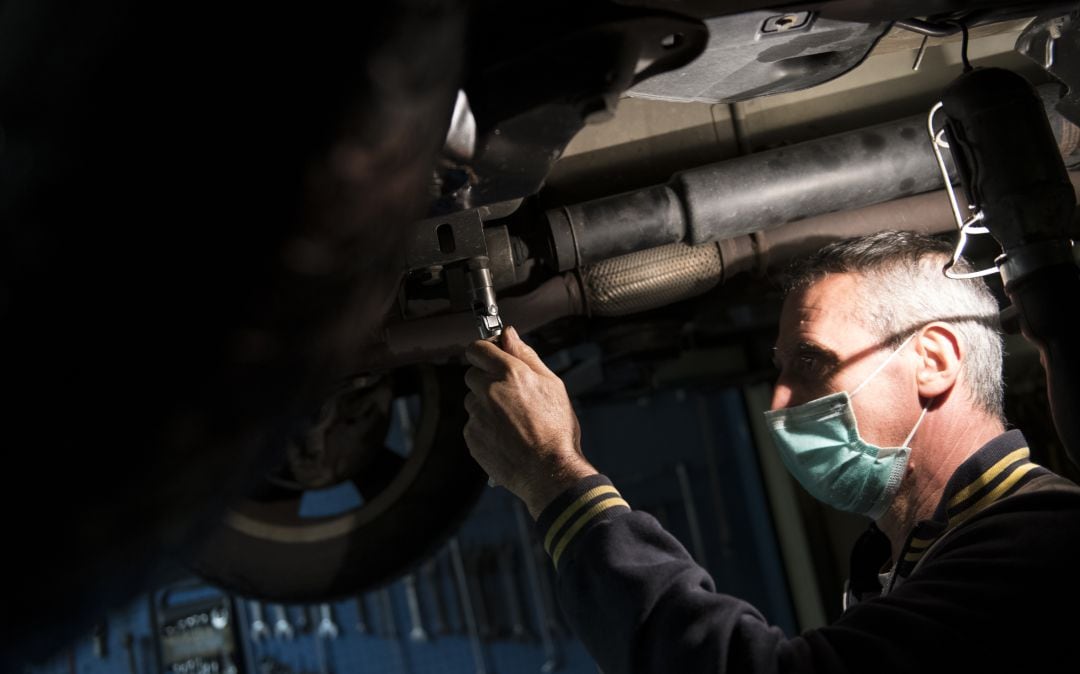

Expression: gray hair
xmin=784 ymin=230 xmax=1004 ymax=419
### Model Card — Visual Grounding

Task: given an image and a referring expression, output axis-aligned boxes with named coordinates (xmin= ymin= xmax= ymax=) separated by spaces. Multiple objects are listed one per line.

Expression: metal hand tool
xmin=316 ymin=604 xmax=339 ymax=640
xmin=92 ymin=618 xmax=108 ymax=658
xmin=695 ymin=395 xmax=734 ymax=558
xmin=312 ymin=619 xmax=336 ymax=674
xmin=355 ymin=594 xmax=370 ymax=634
xmin=288 ymin=605 xmax=309 ymax=634
xmin=377 ymin=588 xmax=398 ymax=639
xmin=444 ymin=550 xmax=468 ymax=633
xmin=450 ymin=537 xmax=488 ymax=674
xmin=249 ymin=601 xmax=270 ymax=642
xmin=141 ymin=636 xmax=158 ymax=674
xmin=211 ymin=606 xmax=231 ymax=630
xmin=122 ymin=632 xmax=137 ymax=674
xmin=420 ymin=559 xmax=449 ymax=635
xmin=466 ymin=256 xmax=504 ymax=341
xmin=403 ymin=573 xmax=429 ymax=642
xmin=675 ymin=461 xmax=708 ymax=567
xmin=497 ymin=544 xmax=531 ymax=641
xmin=514 ymin=501 xmax=562 ymax=673
xmin=464 ymin=548 xmax=493 ymax=639
xmin=535 ymin=543 xmax=568 ymax=638
xmin=272 ymin=604 xmax=294 ymax=641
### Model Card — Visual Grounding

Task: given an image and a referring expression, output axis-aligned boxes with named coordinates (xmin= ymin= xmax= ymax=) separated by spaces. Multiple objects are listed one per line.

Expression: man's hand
xmin=463 ymin=326 xmax=597 ymax=519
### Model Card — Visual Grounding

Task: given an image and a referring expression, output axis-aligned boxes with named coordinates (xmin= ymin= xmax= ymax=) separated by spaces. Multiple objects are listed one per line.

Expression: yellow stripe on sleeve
xmin=551 ymin=498 xmax=631 ymax=568
xmin=543 ymin=485 xmax=620 ymax=555
xmin=904 ymin=549 xmax=927 ymax=563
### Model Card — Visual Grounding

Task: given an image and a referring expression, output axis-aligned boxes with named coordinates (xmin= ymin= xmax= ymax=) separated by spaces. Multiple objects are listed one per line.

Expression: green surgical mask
xmin=764 ymin=333 xmax=929 ymax=520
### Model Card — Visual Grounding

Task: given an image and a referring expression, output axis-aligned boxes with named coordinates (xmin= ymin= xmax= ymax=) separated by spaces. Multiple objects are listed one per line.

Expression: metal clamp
xmin=997 ymin=238 xmax=1078 ymax=286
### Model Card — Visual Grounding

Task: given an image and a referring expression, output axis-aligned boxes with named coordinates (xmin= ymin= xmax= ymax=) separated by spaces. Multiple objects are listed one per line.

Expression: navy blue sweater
xmin=535 ymin=431 xmax=1080 ymax=673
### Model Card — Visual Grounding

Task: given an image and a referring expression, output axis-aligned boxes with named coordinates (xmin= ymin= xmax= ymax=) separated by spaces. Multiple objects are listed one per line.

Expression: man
xmin=463 ymin=231 xmax=1080 ymax=673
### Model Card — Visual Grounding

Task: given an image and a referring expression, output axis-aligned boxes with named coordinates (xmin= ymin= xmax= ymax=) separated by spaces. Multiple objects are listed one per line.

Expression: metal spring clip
xmin=927 ymin=101 xmax=1000 ymax=280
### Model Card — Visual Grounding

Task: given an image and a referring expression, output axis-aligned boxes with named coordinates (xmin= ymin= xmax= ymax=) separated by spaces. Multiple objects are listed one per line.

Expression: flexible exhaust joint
xmin=582 ymin=242 xmax=723 ymax=317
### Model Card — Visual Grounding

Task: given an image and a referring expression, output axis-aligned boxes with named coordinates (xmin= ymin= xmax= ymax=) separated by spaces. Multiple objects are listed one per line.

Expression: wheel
xmin=188 ymin=363 xmax=487 ymax=601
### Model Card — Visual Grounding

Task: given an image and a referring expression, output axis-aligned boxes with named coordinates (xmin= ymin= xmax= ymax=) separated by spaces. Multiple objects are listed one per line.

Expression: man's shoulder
xmin=936 ymin=468 xmax=1080 ymax=555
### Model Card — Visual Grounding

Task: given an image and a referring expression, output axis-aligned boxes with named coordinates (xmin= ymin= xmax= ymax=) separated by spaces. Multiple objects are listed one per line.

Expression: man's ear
xmin=914 ymin=322 xmax=962 ymax=398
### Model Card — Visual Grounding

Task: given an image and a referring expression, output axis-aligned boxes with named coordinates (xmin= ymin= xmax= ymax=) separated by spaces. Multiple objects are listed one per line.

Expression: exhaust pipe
xmin=360 ymin=176 xmax=1078 ymax=371
xmin=545 ymin=86 xmax=1080 ymax=271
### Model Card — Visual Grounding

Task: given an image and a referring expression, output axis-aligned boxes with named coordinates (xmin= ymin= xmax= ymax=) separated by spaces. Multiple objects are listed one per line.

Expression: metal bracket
xmin=405 ymin=209 xmax=488 ymax=271
xmin=1017 ymin=11 xmax=1080 ymax=126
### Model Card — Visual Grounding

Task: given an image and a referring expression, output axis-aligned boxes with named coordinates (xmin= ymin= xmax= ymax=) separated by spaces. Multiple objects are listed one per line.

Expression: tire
xmin=187 ymin=364 xmax=487 ymax=601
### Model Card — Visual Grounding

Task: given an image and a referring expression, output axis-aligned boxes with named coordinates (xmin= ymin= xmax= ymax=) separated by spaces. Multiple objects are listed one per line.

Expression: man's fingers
xmin=501 ymin=326 xmax=550 ymax=375
xmin=463 ymin=391 xmax=495 ymax=425
xmin=464 ymin=367 xmax=494 ymax=395
xmin=464 ymin=391 xmax=480 ymax=417
xmin=464 ymin=338 xmax=517 ymax=376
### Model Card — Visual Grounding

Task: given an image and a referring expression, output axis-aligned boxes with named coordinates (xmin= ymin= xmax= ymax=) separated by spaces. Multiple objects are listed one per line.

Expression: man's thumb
xmin=503 ymin=326 xmax=548 ymax=374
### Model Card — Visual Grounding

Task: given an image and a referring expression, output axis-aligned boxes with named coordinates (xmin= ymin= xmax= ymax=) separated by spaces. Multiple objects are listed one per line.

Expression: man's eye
xmin=795 ymin=353 xmax=829 ymax=377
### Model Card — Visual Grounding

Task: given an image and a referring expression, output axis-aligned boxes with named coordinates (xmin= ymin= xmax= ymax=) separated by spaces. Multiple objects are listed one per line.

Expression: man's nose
xmin=770 ymin=383 xmax=793 ymax=411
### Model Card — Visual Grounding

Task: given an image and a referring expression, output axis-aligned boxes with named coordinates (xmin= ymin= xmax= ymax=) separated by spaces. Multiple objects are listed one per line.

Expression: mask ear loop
xmin=903 ymin=402 xmax=931 ymax=448
xmin=926 ymin=102 xmax=1000 ymax=279
xmin=850 ymin=332 xmax=919 ymax=399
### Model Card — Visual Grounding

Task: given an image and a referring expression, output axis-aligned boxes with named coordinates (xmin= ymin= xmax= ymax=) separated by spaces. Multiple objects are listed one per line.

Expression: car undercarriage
xmin=4 ymin=1 xmax=1080 ymax=668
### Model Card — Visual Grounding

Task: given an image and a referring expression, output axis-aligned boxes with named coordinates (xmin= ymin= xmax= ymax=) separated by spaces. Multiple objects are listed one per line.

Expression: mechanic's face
xmin=771 ymin=273 xmax=920 ymax=448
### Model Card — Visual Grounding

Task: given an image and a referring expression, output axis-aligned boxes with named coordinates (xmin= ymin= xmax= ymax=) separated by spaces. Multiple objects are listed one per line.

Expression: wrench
xmin=377 ymin=588 xmax=398 ymax=639
xmin=514 ymin=500 xmax=562 ymax=673
xmin=316 ymin=603 xmax=339 ymax=640
xmin=464 ymin=549 xmax=492 ymax=639
xmin=675 ymin=461 xmax=708 ymax=567
xmin=403 ymin=574 xmax=429 ymax=642
xmin=249 ymin=601 xmax=271 ymax=642
xmin=497 ymin=544 xmax=531 ymax=641
xmin=211 ymin=606 xmax=230 ymax=630
xmin=355 ymin=594 xmax=370 ymax=634
xmin=450 ymin=537 xmax=488 ymax=674
xmin=289 ymin=605 xmax=309 ymax=634
xmin=420 ymin=559 xmax=449 ymax=635
xmin=91 ymin=619 xmax=108 ymax=658
xmin=272 ymin=604 xmax=294 ymax=641
xmin=121 ymin=632 xmax=137 ymax=674
xmin=140 ymin=636 xmax=158 ymax=674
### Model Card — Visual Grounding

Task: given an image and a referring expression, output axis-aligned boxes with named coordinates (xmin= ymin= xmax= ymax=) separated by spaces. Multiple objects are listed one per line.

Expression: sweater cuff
xmin=534 ymin=474 xmax=631 ymax=570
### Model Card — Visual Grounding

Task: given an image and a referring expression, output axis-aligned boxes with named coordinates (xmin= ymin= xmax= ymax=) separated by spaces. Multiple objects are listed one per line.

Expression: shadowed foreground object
xmin=0 ymin=1 xmax=464 ymax=666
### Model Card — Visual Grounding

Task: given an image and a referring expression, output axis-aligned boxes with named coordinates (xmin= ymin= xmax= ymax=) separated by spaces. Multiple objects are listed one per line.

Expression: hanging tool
xmin=420 ymin=559 xmax=450 ymax=636
xmin=271 ymin=604 xmax=294 ymax=641
xmin=450 ymin=537 xmax=489 ymax=674
xmin=91 ymin=619 xmax=108 ymax=659
xmin=121 ymin=632 xmax=137 ymax=674
xmin=513 ymin=501 xmax=562 ymax=673
xmin=497 ymin=544 xmax=531 ymax=642
xmin=377 ymin=588 xmax=398 ymax=639
xmin=248 ymin=600 xmax=270 ymax=642
xmin=403 ymin=574 xmax=430 ymax=642
xmin=316 ymin=604 xmax=339 ymax=640
xmin=675 ymin=462 xmax=708 ymax=567
xmin=465 ymin=549 xmax=493 ymax=640
xmin=289 ymin=606 xmax=309 ymax=634
xmin=355 ymin=594 xmax=370 ymax=635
